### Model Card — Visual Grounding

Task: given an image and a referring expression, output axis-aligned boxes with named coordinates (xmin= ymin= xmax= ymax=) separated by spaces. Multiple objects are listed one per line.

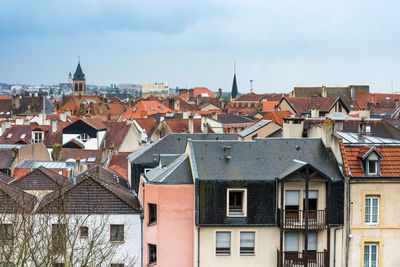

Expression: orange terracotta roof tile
xmin=258 ymin=110 xmax=292 ymax=126
xmin=120 ymin=101 xmax=173 ymax=120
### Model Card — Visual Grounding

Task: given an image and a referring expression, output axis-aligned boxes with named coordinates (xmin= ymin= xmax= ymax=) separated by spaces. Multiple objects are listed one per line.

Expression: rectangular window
xmin=240 ymin=232 xmax=255 ymax=255
xmin=227 ymin=189 xmax=247 ymax=216
xmin=368 ymin=161 xmax=378 ymax=175
xmin=33 ymin=132 xmax=43 ymax=143
xmin=80 ymin=226 xmax=89 ymax=238
xmin=285 ymin=190 xmax=300 ymax=210
xmin=365 ymin=196 xmax=379 ymax=224
xmin=216 ymin=231 xmax=231 ymax=255
xmin=303 ymin=190 xmax=318 ymax=210
xmin=0 ymin=224 xmax=13 ymax=244
xmin=364 ymin=243 xmax=378 ymax=267
xmin=148 ymin=204 xmax=157 ymax=225
xmin=52 ymin=224 xmax=66 ymax=254
xmin=110 ymin=225 xmax=124 ymax=242
xmin=149 ymin=244 xmax=157 ymax=264
xmin=285 ymin=232 xmax=299 ymax=252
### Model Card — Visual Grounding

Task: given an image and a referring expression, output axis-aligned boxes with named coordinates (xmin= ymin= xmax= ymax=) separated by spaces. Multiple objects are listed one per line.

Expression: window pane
xmin=364 ymin=245 xmax=370 ymax=267
xmin=285 ymin=191 xmax=300 ymax=206
xmin=285 ymin=232 xmax=299 ymax=252
xmin=303 ymin=232 xmax=317 ymax=251
xmin=365 ymin=198 xmax=371 ymax=223
xmin=216 ymin=232 xmax=230 ymax=255
xmin=369 ymin=161 xmax=376 ymax=174
xmin=372 ymin=198 xmax=378 ymax=223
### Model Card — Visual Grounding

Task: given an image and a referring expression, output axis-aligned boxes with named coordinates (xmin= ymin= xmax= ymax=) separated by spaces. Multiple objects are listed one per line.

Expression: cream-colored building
xmin=142 ymin=82 xmax=170 ymax=98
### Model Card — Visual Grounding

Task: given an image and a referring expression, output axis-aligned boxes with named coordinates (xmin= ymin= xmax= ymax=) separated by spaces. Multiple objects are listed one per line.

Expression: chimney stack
xmin=51 ymin=120 xmax=58 ymax=133
xmin=188 ymin=114 xmax=194 ymax=133
xmin=201 ymin=114 xmax=207 ymax=133
xmin=358 ymin=117 xmax=367 ymax=136
xmin=189 ymin=89 xmax=194 ymax=100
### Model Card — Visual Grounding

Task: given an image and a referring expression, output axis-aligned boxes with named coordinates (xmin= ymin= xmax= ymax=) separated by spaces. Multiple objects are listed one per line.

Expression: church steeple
xmin=72 ymin=59 xmax=86 ymax=96
xmin=231 ymin=63 xmax=238 ymax=99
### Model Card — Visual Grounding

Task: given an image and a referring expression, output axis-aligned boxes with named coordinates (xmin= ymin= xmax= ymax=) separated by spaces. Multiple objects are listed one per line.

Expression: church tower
xmin=73 ymin=60 xmax=86 ymax=96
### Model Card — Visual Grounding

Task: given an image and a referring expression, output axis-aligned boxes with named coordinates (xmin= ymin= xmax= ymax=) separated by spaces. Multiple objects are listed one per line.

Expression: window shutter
xmin=285 ymin=191 xmax=300 ymax=206
xmin=216 ymin=232 xmax=230 ymax=248
xmin=285 ymin=232 xmax=299 ymax=252
xmin=240 ymin=232 xmax=254 ymax=248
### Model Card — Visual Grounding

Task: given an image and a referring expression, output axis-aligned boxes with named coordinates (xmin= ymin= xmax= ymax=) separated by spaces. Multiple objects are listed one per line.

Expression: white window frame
xmin=32 ymin=131 xmax=43 ymax=143
xmin=367 ymin=160 xmax=378 ymax=176
xmin=79 ymin=133 xmax=90 ymax=142
xmin=226 ymin=188 xmax=247 ymax=217
xmin=365 ymin=196 xmax=379 ymax=225
xmin=364 ymin=243 xmax=378 ymax=267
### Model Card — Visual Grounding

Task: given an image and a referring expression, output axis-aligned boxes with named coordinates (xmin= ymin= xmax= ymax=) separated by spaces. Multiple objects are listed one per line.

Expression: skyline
xmin=1 ymin=0 xmax=400 ymax=93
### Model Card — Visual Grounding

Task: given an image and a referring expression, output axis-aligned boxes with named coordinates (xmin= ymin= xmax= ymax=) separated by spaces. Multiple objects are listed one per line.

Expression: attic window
xmin=150 ymin=107 xmax=155 ymax=111
xmin=386 ymin=97 xmax=390 ymax=100
xmin=6 ymin=112 xmax=10 ymax=115
xmin=6 ymin=133 xmax=12 ymax=139
xmin=20 ymin=133 xmax=26 ymax=139
xmin=79 ymin=133 xmax=89 ymax=142
xmin=132 ymin=107 xmax=137 ymax=112
xmin=87 ymin=157 xmax=96 ymax=163
xmin=0 ymin=112 xmax=4 ymax=115
xmin=367 ymin=160 xmax=378 ymax=175
xmin=366 ymin=126 xmax=371 ymax=133
xmin=158 ymin=106 xmax=163 ymax=110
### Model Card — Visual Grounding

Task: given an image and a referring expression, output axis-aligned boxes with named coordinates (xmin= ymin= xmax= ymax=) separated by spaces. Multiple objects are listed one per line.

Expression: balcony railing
xmin=278 ymin=209 xmax=327 ymax=230
xmin=277 ymin=249 xmax=328 ymax=267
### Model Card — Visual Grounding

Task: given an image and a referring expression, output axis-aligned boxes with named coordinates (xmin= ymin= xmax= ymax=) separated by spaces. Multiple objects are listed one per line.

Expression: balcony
xmin=277 ymin=250 xmax=328 ymax=267
xmin=278 ymin=209 xmax=327 ymax=230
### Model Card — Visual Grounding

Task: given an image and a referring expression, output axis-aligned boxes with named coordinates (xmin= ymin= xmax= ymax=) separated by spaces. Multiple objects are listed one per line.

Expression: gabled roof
xmin=213 ymin=114 xmax=255 ymax=124
xmin=11 ymin=166 xmax=67 ymax=191
xmin=103 ymin=121 xmax=130 ymax=148
xmin=238 ymin=120 xmax=280 ymax=138
xmin=258 ymin=110 xmax=292 ymax=126
xmin=281 ymin=97 xmax=349 ymax=115
xmin=277 ymin=159 xmax=331 ymax=181
xmin=36 ymin=170 xmax=140 ymax=214
xmin=60 ymin=148 xmax=104 ymax=168
xmin=144 ymin=154 xmax=193 ymax=184
xmin=163 ymin=118 xmax=205 ymax=133
xmin=356 ymin=146 xmax=384 ymax=160
xmin=0 ymin=180 xmax=37 ymax=212
xmin=261 ymin=100 xmax=279 ymax=111
xmin=76 ymin=165 xmax=129 ymax=189
xmin=133 ymin=117 xmax=157 ymax=134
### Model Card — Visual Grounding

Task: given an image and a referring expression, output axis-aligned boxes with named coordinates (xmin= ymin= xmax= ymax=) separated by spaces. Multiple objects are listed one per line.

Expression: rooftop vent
xmin=223 ymin=145 xmax=232 ymax=159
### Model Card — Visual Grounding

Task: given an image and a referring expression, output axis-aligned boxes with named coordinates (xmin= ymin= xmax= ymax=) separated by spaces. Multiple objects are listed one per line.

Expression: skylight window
xmin=0 ymin=112 xmax=4 ymax=115
xmin=132 ymin=107 xmax=137 ymax=112
xmin=366 ymin=125 xmax=371 ymax=133
xmin=386 ymin=97 xmax=390 ymax=100
xmin=6 ymin=112 xmax=10 ymax=115
xmin=150 ymin=107 xmax=155 ymax=111
xmin=20 ymin=133 xmax=26 ymax=139
xmin=158 ymin=106 xmax=163 ymax=110
xmin=87 ymin=157 xmax=96 ymax=163
xmin=6 ymin=133 xmax=12 ymax=139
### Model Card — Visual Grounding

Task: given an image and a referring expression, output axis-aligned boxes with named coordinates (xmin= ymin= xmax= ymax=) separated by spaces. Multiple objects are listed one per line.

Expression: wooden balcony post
xmin=303 ymin=165 xmax=309 ymax=266
xmin=280 ymin=181 xmax=284 ymax=266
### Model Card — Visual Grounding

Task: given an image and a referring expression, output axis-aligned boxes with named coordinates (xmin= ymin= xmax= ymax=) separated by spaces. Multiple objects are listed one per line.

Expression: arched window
xmin=74 ymin=83 xmax=78 ymax=91
xmin=79 ymin=83 xmax=83 ymax=91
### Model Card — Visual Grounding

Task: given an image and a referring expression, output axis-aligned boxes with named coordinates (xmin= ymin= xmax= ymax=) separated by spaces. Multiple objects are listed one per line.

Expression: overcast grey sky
xmin=1 ymin=0 xmax=400 ymax=93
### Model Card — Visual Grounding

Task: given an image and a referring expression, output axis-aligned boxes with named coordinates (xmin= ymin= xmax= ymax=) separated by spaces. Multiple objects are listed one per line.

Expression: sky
xmin=1 ymin=0 xmax=400 ymax=93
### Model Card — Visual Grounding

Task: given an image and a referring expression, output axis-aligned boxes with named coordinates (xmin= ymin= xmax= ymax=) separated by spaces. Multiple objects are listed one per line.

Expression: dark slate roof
xmin=0 ymin=180 xmax=37 ymax=212
xmin=73 ymin=62 xmax=85 ymax=80
xmin=128 ymin=133 xmax=238 ymax=164
xmin=190 ymin=138 xmax=343 ymax=181
xmin=214 ymin=114 xmax=255 ymax=124
xmin=11 ymin=167 xmax=67 ymax=191
xmin=238 ymin=120 xmax=278 ymax=137
xmin=36 ymin=170 xmax=140 ymax=214
xmin=0 ymin=149 xmax=14 ymax=170
xmin=0 ymin=172 xmax=14 ymax=184
xmin=144 ymin=154 xmax=193 ymax=184
xmin=76 ymin=165 xmax=129 ymax=189
xmin=231 ymin=73 xmax=238 ymax=98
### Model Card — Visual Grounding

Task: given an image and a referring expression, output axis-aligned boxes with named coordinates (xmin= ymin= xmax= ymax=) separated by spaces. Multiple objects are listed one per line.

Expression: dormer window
xmin=357 ymin=146 xmax=384 ymax=177
xmin=32 ymin=131 xmax=44 ymax=143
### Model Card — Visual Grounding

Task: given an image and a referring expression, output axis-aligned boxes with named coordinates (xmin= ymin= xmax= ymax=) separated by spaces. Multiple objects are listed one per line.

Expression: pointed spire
xmin=231 ymin=62 xmax=238 ymax=99
xmin=73 ymin=60 xmax=85 ymax=81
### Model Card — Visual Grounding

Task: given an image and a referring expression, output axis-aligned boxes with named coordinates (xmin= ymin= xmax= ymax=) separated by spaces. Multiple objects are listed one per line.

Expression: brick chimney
xmin=188 ymin=114 xmax=194 ymax=133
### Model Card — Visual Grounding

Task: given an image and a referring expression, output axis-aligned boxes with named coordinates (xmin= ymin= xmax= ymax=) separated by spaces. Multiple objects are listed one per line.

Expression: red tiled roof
xmin=120 ymin=101 xmax=173 ymax=120
xmin=103 ymin=122 xmax=130 ymax=148
xmin=164 ymin=118 xmax=203 ymax=133
xmin=340 ymin=144 xmax=400 ymax=177
xmin=235 ymin=94 xmax=288 ymax=102
xmin=133 ymin=118 xmax=157 ymax=135
xmin=261 ymin=100 xmax=279 ymax=111
xmin=258 ymin=111 xmax=292 ymax=126
xmin=285 ymin=97 xmax=342 ymax=114
xmin=355 ymin=93 xmax=400 ymax=109
xmin=108 ymin=165 xmax=127 ymax=180
xmin=81 ymin=117 xmax=107 ymax=130
xmin=181 ymin=87 xmax=215 ymax=101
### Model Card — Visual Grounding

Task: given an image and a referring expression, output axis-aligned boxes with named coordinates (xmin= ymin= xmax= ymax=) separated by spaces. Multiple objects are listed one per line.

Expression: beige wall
xmin=200 ymin=104 xmax=221 ymax=111
xmin=240 ymin=123 xmax=282 ymax=140
xmin=278 ymin=99 xmax=296 ymax=114
xmin=282 ymin=120 xmax=304 ymax=138
xmin=119 ymin=125 xmax=142 ymax=152
xmin=195 ymin=226 xmax=280 ymax=267
xmin=347 ymin=181 xmax=400 ymax=267
xmin=278 ymin=180 xmax=327 ymax=210
xmin=11 ymin=143 xmax=50 ymax=175
xmin=326 ymin=101 xmax=348 ymax=117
